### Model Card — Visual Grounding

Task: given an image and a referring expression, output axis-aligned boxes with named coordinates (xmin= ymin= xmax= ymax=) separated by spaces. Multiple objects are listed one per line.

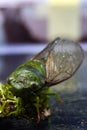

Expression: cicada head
xmin=7 ymin=60 xmax=46 ymax=96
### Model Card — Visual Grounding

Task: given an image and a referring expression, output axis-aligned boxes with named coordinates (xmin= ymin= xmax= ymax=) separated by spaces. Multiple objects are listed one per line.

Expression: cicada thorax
xmin=7 ymin=60 xmax=46 ymax=96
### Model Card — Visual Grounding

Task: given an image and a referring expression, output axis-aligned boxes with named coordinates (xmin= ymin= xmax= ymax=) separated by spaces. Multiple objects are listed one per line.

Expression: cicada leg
xmin=49 ymin=92 xmax=64 ymax=103
xmin=34 ymin=96 xmax=40 ymax=123
xmin=42 ymin=92 xmax=64 ymax=104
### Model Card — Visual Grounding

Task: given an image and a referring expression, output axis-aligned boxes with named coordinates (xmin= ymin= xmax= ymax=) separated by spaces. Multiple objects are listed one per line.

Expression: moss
xmin=0 ymin=83 xmax=51 ymax=122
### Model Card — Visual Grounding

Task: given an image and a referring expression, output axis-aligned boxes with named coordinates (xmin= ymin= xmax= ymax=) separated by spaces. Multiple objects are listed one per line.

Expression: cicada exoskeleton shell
xmin=31 ymin=37 xmax=84 ymax=86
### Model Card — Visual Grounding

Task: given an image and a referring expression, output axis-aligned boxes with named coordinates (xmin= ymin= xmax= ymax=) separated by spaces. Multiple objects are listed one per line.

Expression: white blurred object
xmin=0 ymin=0 xmax=30 ymax=7
xmin=0 ymin=0 xmax=47 ymax=7
xmin=0 ymin=11 xmax=6 ymax=44
xmin=47 ymin=0 xmax=80 ymax=41
xmin=0 ymin=44 xmax=47 ymax=55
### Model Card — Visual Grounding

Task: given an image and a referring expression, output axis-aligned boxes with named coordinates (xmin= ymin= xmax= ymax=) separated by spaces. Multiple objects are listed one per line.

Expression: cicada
xmin=0 ymin=37 xmax=84 ymax=122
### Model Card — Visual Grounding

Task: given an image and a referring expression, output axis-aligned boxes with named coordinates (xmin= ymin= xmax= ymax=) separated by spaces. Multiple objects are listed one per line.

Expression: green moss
xmin=0 ymin=83 xmax=51 ymax=122
xmin=0 ymin=83 xmax=23 ymax=118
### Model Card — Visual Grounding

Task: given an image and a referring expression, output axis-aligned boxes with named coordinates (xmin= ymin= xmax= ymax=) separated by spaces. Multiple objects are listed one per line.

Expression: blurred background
xmin=0 ymin=0 xmax=87 ymax=80
xmin=0 ymin=0 xmax=87 ymax=44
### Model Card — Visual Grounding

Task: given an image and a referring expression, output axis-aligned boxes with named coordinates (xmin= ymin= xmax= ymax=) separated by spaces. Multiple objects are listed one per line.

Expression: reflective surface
xmin=0 ymin=44 xmax=87 ymax=130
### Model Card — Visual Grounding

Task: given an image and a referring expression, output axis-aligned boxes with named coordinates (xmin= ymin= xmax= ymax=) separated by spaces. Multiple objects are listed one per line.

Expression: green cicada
xmin=0 ymin=37 xmax=84 ymax=122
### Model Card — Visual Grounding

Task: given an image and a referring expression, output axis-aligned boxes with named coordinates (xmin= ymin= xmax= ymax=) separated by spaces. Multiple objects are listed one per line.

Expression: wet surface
xmin=0 ymin=48 xmax=87 ymax=130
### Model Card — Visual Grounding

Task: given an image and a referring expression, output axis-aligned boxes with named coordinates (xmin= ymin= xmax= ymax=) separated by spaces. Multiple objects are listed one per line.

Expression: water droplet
xmin=62 ymin=55 xmax=65 ymax=58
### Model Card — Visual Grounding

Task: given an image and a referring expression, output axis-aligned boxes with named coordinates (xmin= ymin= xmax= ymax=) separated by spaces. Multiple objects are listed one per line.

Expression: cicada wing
xmin=32 ymin=38 xmax=84 ymax=86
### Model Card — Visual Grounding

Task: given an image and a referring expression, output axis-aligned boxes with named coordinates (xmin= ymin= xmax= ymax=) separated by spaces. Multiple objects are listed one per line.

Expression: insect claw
xmin=37 ymin=114 xmax=40 ymax=123
xmin=41 ymin=108 xmax=51 ymax=120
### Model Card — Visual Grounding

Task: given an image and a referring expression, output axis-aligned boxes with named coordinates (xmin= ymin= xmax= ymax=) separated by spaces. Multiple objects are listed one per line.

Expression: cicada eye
xmin=32 ymin=37 xmax=84 ymax=86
